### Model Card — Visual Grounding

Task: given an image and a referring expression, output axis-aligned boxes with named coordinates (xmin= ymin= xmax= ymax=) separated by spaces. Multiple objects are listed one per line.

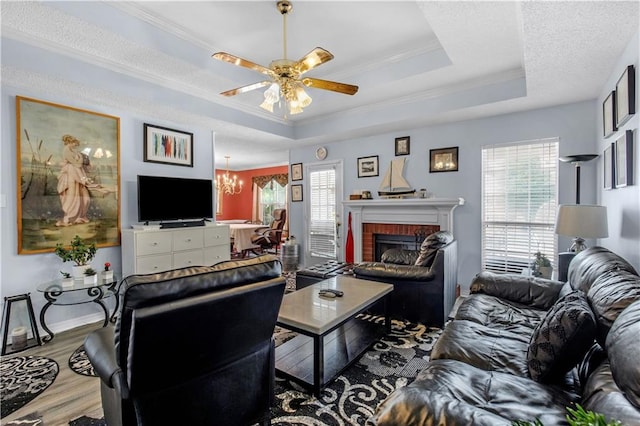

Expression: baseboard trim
xmin=41 ymin=312 xmax=106 ymax=337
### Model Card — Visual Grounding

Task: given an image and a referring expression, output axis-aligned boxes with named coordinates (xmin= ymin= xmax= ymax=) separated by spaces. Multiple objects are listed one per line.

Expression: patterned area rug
xmin=0 ymin=356 xmax=59 ymax=418
xmin=69 ymin=345 xmax=96 ymax=377
xmin=68 ymin=316 xmax=441 ymax=425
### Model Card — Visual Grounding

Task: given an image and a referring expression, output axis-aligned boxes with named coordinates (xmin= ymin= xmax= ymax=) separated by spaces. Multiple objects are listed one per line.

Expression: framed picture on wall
xmin=291 ymin=184 xmax=303 ymax=202
xmin=291 ymin=163 xmax=303 ymax=181
xmin=395 ymin=136 xmax=410 ymax=156
xmin=143 ymin=123 xmax=194 ymax=167
xmin=602 ymin=91 xmax=617 ymax=138
xmin=603 ymin=143 xmax=614 ymax=190
xmin=357 ymin=155 xmax=379 ymax=178
xmin=16 ymin=96 xmax=121 ymax=254
xmin=429 ymin=146 xmax=459 ymax=172
xmin=615 ymin=130 xmax=634 ymax=188
xmin=615 ymin=65 xmax=636 ymax=128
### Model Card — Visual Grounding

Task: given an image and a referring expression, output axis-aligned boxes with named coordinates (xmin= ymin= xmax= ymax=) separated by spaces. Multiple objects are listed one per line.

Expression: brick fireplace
xmin=343 ymin=198 xmax=465 ymax=263
xmin=363 ymin=223 xmax=440 ymax=261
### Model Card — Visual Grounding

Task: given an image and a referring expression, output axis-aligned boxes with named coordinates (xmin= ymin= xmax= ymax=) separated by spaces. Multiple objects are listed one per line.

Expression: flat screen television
xmin=137 ymin=175 xmax=213 ymax=223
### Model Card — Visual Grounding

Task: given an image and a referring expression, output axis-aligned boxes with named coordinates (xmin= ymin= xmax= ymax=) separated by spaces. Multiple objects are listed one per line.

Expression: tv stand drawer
xmin=136 ymin=233 xmax=172 ymax=256
xmin=136 ymin=254 xmax=173 ymax=275
xmin=173 ymin=229 xmax=204 ymax=251
xmin=174 ymin=250 xmax=204 ymax=269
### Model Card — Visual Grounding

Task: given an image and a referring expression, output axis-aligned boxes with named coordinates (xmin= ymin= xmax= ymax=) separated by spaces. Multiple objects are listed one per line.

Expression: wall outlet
xmin=0 ymin=194 xmax=6 ymax=208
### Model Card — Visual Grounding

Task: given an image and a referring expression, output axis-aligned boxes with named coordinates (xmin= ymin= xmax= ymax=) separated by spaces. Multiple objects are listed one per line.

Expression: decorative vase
xmin=72 ymin=265 xmax=90 ymax=279
xmin=84 ymin=274 xmax=98 ymax=285
xmin=102 ymin=270 xmax=114 ymax=281
xmin=61 ymin=277 xmax=75 ymax=289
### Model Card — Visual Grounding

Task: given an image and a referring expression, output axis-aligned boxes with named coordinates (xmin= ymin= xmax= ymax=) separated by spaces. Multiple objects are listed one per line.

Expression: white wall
xmin=597 ymin=30 xmax=640 ymax=268
xmin=289 ymin=100 xmax=600 ymax=290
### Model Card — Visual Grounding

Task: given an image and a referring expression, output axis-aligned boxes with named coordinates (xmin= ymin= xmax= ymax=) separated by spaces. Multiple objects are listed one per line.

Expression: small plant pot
xmin=61 ymin=277 xmax=75 ymax=289
xmin=84 ymin=274 xmax=98 ymax=285
xmin=538 ymin=266 xmax=553 ymax=279
xmin=102 ymin=271 xmax=114 ymax=281
xmin=73 ymin=265 xmax=90 ymax=279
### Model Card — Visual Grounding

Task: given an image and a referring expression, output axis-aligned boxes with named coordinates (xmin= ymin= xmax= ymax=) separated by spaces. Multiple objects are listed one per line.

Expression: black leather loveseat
xmin=353 ymin=231 xmax=457 ymax=327
xmin=370 ymin=246 xmax=640 ymax=425
xmin=84 ymin=255 xmax=285 ymax=426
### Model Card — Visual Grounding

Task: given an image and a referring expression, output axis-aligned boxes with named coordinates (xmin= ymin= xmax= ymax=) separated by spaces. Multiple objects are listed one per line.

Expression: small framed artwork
xmin=615 ymin=130 xmax=634 ymax=188
xmin=395 ymin=136 xmax=410 ymax=156
xmin=430 ymin=146 xmax=459 ymax=173
xmin=291 ymin=184 xmax=303 ymax=202
xmin=602 ymin=91 xmax=617 ymax=138
xmin=603 ymin=143 xmax=614 ymax=190
xmin=615 ymin=65 xmax=636 ymax=128
xmin=143 ymin=123 xmax=194 ymax=167
xmin=357 ymin=155 xmax=379 ymax=178
xmin=291 ymin=163 xmax=303 ymax=181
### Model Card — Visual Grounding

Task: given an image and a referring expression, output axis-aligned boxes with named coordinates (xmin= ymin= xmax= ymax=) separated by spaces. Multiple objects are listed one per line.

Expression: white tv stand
xmin=122 ymin=224 xmax=230 ymax=277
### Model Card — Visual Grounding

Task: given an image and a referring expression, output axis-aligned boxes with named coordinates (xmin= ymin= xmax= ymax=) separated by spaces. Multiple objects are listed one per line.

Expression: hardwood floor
xmin=1 ymin=321 xmax=106 ymax=425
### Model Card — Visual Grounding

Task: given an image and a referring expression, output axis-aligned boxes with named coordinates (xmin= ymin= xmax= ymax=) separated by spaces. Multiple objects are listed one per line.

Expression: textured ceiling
xmin=1 ymin=1 xmax=638 ymax=170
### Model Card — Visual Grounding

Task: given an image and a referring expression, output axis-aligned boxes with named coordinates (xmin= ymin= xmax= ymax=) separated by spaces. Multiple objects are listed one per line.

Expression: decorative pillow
xmin=527 ymin=290 xmax=596 ymax=383
xmin=414 ymin=231 xmax=453 ymax=268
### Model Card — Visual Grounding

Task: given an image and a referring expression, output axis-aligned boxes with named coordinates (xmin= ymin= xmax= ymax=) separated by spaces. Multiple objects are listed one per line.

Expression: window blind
xmin=481 ymin=138 xmax=559 ymax=273
xmin=309 ymin=168 xmax=337 ymax=258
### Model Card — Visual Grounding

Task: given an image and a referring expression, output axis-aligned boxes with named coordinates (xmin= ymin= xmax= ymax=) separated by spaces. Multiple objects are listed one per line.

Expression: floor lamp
xmin=556 ymin=154 xmax=605 ymax=281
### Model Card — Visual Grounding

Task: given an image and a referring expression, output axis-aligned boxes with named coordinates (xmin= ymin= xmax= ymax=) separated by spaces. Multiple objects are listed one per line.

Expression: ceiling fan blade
xmin=220 ymin=81 xmax=272 ymax=97
xmin=295 ymin=47 xmax=334 ymax=75
xmin=212 ymin=52 xmax=273 ymax=76
xmin=302 ymin=77 xmax=358 ymax=95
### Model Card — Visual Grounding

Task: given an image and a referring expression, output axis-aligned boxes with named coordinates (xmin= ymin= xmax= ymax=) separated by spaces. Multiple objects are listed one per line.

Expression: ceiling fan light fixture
xmin=260 ymin=83 xmax=280 ymax=112
xmin=212 ymin=0 xmax=358 ymax=116
xmin=295 ymin=84 xmax=312 ymax=108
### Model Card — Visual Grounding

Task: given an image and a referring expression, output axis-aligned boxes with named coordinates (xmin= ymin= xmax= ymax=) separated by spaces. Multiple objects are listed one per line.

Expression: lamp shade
xmin=555 ymin=204 xmax=608 ymax=238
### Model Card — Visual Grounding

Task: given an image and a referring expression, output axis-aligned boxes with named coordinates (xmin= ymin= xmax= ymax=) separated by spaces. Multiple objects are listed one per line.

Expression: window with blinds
xmin=309 ymin=168 xmax=337 ymax=259
xmin=258 ymin=179 xmax=287 ymax=225
xmin=481 ymin=138 xmax=559 ymax=274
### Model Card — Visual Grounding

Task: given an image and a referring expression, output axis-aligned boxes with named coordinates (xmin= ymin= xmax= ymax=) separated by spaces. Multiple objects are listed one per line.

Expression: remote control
xmin=319 ymin=290 xmax=337 ymax=298
xmin=319 ymin=289 xmax=344 ymax=297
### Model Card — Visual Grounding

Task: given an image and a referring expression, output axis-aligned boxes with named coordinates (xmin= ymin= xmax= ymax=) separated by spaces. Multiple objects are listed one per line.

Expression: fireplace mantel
xmin=343 ymin=197 xmax=465 ymax=262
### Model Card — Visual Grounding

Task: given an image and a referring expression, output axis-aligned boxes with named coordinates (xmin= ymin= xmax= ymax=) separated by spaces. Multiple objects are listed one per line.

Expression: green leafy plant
xmin=566 ymin=405 xmax=621 ymax=426
xmin=84 ymin=267 xmax=97 ymax=276
xmin=531 ymin=251 xmax=551 ymax=277
xmin=512 ymin=405 xmax=622 ymax=426
xmin=60 ymin=271 xmax=72 ymax=279
xmin=54 ymin=235 xmax=97 ymax=266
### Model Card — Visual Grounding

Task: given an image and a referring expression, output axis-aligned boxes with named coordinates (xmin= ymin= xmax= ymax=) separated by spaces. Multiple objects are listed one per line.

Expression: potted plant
xmin=531 ymin=251 xmax=552 ymax=279
xmin=60 ymin=271 xmax=74 ymax=288
xmin=55 ymin=235 xmax=97 ymax=278
xmin=84 ymin=267 xmax=98 ymax=285
xmin=102 ymin=262 xmax=113 ymax=281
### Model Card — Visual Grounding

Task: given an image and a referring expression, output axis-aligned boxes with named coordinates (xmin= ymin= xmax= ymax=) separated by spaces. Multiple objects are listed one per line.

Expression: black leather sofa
xmin=353 ymin=231 xmax=457 ymax=327
xmin=84 ymin=255 xmax=285 ymax=426
xmin=370 ymin=246 xmax=640 ymax=425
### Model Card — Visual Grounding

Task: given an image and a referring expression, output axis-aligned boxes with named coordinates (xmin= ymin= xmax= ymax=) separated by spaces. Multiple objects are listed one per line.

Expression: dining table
xmin=228 ymin=223 xmax=266 ymax=253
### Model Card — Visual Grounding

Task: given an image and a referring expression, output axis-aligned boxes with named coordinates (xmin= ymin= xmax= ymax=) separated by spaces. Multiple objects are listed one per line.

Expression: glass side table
xmin=36 ymin=276 xmax=118 ymax=342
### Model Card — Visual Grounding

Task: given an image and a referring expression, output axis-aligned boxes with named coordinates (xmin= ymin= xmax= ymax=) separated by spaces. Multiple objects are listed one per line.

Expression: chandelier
xmin=216 ymin=156 xmax=243 ymax=195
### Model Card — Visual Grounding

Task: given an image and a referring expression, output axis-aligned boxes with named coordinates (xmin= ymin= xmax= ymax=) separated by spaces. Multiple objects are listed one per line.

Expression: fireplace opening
xmin=374 ymin=233 xmax=423 ymax=261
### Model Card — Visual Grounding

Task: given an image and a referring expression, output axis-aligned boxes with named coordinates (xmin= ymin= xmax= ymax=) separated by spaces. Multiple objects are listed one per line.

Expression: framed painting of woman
xmin=16 ymin=96 xmax=121 ymax=254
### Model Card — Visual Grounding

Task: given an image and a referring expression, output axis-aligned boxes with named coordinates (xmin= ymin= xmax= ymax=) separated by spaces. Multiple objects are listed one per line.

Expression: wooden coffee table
xmin=275 ymin=275 xmax=393 ymax=396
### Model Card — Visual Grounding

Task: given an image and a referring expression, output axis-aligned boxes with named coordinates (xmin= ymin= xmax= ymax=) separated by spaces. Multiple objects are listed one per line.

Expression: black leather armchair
xmin=354 ymin=231 xmax=457 ymax=327
xmin=249 ymin=209 xmax=287 ymax=255
xmin=84 ymin=255 xmax=286 ymax=426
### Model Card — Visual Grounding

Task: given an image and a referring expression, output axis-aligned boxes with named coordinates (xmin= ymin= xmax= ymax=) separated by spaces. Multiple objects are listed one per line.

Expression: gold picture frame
xmin=16 ymin=96 xmax=121 ymax=254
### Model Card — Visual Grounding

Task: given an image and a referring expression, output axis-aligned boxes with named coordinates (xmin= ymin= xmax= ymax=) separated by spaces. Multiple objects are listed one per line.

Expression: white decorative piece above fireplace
xmin=343 ymin=198 xmax=465 ymax=262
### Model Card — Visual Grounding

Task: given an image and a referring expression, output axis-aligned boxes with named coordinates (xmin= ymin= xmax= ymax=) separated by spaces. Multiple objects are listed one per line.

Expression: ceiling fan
xmin=212 ymin=0 xmax=358 ymax=115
